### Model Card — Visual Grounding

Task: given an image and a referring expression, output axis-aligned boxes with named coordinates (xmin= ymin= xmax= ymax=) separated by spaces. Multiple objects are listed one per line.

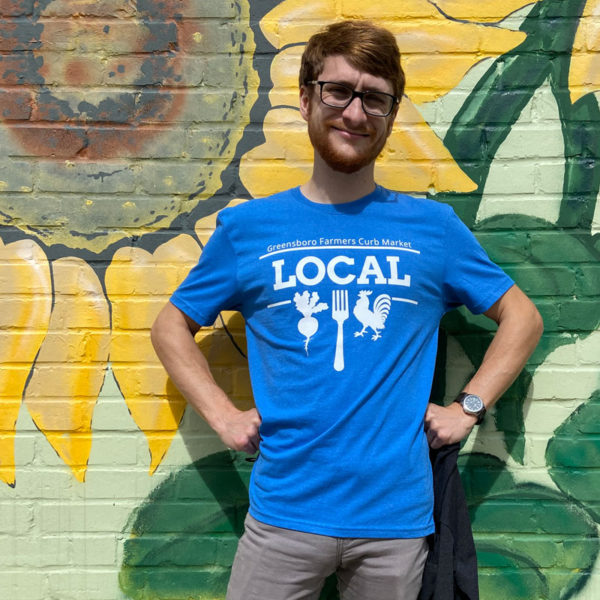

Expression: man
xmin=151 ymin=20 xmax=543 ymax=600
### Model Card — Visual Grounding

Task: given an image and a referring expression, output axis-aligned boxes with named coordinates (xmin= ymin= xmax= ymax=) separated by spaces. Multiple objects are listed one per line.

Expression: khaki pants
xmin=226 ymin=514 xmax=428 ymax=600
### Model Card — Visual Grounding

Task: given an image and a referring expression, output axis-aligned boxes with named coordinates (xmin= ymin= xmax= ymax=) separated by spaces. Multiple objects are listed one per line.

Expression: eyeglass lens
xmin=320 ymin=82 xmax=394 ymax=116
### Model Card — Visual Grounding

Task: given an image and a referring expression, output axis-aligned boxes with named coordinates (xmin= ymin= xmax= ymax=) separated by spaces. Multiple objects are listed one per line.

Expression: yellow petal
xmin=261 ymin=0 xmax=446 ymax=47
xmin=106 ymin=235 xmax=201 ymax=474
xmin=431 ymin=0 xmax=539 ymax=22
xmin=570 ymin=0 xmax=600 ymax=103
xmin=267 ymin=46 xmax=304 ymax=108
xmin=263 ymin=0 xmax=527 ymax=103
xmin=583 ymin=0 xmax=600 ymax=16
xmin=261 ymin=0 xmax=337 ymax=48
xmin=377 ymin=99 xmax=477 ymax=193
xmin=0 ymin=239 xmax=52 ymax=486
xmin=194 ymin=198 xmax=249 ymax=247
xmin=195 ymin=311 xmax=254 ymax=412
xmin=389 ymin=21 xmax=526 ymax=103
xmin=239 ymin=108 xmax=313 ymax=197
xmin=23 ymin=258 xmax=109 ymax=482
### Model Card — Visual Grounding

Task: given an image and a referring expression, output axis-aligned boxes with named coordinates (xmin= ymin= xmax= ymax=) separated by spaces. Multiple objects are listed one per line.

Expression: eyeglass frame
xmin=305 ymin=80 xmax=400 ymax=117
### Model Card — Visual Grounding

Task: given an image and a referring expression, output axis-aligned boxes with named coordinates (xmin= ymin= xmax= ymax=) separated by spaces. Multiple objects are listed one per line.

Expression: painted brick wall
xmin=0 ymin=1 xmax=598 ymax=599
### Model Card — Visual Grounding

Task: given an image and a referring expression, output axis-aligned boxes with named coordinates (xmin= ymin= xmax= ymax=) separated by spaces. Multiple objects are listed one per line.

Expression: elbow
xmin=521 ymin=298 xmax=544 ymax=348
xmin=150 ymin=302 xmax=200 ymax=352
xmin=532 ymin=304 xmax=544 ymax=342
xmin=150 ymin=309 xmax=165 ymax=353
xmin=150 ymin=303 xmax=176 ymax=353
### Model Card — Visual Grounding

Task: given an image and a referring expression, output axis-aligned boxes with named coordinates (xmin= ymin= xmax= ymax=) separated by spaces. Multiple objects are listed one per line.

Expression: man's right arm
xmin=151 ymin=301 xmax=261 ymax=454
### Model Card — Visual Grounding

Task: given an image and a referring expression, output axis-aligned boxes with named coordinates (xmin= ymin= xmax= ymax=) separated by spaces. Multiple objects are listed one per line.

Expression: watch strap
xmin=454 ymin=392 xmax=486 ymax=424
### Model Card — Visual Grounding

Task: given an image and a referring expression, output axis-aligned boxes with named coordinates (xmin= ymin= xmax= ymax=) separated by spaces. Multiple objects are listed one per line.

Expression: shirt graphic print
xmin=170 ymin=186 xmax=514 ymax=538
xmin=262 ymin=240 xmax=419 ymax=371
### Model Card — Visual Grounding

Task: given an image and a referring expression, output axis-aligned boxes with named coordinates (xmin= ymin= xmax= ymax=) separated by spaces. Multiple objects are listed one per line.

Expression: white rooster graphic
xmin=353 ymin=291 xmax=392 ymax=340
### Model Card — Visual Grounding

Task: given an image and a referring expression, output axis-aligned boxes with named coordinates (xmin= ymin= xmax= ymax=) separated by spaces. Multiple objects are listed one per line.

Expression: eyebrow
xmin=324 ymin=79 xmax=392 ymax=94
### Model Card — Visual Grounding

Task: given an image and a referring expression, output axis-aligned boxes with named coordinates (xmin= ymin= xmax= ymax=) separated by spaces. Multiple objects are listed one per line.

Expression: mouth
xmin=331 ymin=126 xmax=370 ymax=139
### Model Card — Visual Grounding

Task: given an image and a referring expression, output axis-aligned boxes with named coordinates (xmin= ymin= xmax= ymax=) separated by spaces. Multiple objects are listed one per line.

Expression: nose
xmin=342 ymin=95 xmax=368 ymax=125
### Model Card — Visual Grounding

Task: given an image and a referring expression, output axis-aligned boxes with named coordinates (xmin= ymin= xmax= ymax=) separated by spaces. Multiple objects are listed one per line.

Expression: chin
xmin=308 ymin=122 xmax=385 ymax=174
xmin=312 ymin=135 xmax=378 ymax=173
xmin=322 ymin=145 xmax=380 ymax=174
xmin=327 ymin=157 xmax=370 ymax=174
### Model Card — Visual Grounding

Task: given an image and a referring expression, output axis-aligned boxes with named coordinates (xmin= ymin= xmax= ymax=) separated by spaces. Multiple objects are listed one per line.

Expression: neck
xmin=300 ymin=153 xmax=377 ymax=204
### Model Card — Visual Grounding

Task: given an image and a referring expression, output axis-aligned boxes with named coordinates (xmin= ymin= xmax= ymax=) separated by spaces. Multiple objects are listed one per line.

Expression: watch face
xmin=463 ymin=394 xmax=484 ymax=413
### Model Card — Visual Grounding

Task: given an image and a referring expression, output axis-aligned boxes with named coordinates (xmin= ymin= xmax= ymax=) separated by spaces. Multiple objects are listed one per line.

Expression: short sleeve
xmin=442 ymin=210 xmax=514 ymax=314
xmin=170 ymin=216 xmax=241 ymax=326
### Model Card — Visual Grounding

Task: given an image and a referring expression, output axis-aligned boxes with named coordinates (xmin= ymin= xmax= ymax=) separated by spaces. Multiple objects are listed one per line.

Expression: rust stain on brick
xmin=0 ymin=0 xmax=190 ymax=159
xmin=0 ymin=0 xmax=258 ymax=251
xmin=64 ymin=58 xmax=93 ymax=85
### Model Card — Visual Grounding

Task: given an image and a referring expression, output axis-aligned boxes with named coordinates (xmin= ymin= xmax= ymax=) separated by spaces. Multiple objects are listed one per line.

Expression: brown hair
xmin=299 ymin=20 xmax=405 ymax=99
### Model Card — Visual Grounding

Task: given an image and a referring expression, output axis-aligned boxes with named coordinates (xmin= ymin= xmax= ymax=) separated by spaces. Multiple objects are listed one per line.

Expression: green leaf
xmin=477 ymin=546 xmax=548 ymax=600
xmin=547 ymin=391 xmax=600 ymax=522
xmin=119 ymin=451 xmax=252 ymax=600
xmin=460 ymin=454 xmax=598 ymax=600
xmin=440 ymin=0 xmax=587 ymax=228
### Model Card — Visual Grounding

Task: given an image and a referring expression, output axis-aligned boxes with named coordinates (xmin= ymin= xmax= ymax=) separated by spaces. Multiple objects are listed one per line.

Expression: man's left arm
xmin=425 ymin=284 xmax=543 ymax=449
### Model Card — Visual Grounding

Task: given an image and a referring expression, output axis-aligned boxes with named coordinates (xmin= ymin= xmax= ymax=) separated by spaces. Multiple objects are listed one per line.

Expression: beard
xmin=306 ymin=111 xmax=388 ymax=174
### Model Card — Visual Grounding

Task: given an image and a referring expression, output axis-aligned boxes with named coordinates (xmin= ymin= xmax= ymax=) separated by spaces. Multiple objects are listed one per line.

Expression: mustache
xmin=331 ymin=125 xmax=370 ymax=136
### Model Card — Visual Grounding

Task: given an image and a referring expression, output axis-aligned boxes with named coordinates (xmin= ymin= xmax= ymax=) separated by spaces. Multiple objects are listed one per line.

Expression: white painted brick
xmin=45 ymin=568 xmax=122 ymax=600
xmin=482 ymin=159 xmax=536 ymax=195
xmin=0 ymin=569 xmax=46 ymax=600
xmin=476 ymin=194 xmax=563 ymax=227
xmin=541 ymin=341 xmax=578 ymax=365
xmin=530 ymin=366 xmax=599 ymax=400
xmin=496 ymin=128 xmax=564 ymax=159
xmin=83 ymin=469 xmax=151 ymax=500
xmin=0 ymin=501 xmax=34 ymax=535
xmin=87 ymin=434 xmax=138 ymax=466
xmin=13 ymin=433 xmax=37 ymax=467
xmin=524 ymin=399 xmax=588 ymax=434
xmin=37 ymin=502 xmax=135 ymax=534
xmin=576 ymin=331 xmax=600 ymax=365
xmin=537 ymin=160 xmax=568 ymax=195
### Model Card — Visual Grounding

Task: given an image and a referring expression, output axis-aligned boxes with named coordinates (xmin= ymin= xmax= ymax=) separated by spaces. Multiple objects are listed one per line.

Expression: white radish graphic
xmin=294 ymin=291 xmax=328 ymax=354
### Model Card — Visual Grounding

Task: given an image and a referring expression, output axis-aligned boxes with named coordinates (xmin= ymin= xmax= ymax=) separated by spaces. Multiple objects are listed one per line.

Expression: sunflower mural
xmin=0 ymin=0 xmax=258 ymax=488
xmin=0 ymin=0 xmax=599 ymax=599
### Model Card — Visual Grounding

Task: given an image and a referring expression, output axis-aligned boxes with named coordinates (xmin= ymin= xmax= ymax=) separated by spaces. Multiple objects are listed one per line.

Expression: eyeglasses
xmin=306 ymin=80 xmax=399 ymax=117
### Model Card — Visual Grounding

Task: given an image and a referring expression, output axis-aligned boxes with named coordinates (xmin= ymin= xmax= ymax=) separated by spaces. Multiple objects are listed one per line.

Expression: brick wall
xmin=0 ymin=1 xmax=598 ymax=599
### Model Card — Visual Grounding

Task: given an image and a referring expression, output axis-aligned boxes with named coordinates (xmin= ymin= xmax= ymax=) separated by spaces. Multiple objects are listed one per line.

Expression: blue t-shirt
xmin=171 ymin=186 xmax=514 ymax=538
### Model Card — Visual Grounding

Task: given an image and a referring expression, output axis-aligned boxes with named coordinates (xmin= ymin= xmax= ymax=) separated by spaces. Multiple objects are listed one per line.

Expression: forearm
xmin=462 ymin=286 xmax=543 ymax=409
xmin=425 ymin=285 xmax=543 ymax=447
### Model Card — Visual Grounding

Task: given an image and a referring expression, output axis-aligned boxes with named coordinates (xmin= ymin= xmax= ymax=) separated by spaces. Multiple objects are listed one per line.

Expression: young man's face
xmin=299 ymin=55 xmax=398 ymax=174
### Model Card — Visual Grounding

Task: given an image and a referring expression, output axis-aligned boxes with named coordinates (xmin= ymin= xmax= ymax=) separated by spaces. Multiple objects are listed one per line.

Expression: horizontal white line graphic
xmin=391 ymin=297 xmax=418 ymax=305
xmin=260 ymin=245 xmax=420 ymax=260
xmin=266 ymin=300 xmax=292 ymax=309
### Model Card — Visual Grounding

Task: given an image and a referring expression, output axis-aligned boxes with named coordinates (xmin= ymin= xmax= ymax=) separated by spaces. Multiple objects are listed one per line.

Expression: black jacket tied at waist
xmin=418 ymin=443 xmax=479 ymax=600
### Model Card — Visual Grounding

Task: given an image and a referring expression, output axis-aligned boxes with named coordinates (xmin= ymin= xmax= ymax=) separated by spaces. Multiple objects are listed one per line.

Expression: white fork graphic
xmin=331 ymin=289 xmax=349 ymax=372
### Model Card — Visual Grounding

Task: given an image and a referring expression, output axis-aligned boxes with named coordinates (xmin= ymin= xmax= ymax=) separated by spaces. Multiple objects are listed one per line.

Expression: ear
xmin=299 ymin=85 xmax=311 ymax=122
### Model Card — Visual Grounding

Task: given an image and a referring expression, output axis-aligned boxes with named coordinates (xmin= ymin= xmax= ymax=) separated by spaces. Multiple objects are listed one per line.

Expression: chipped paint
xmin=86 ymin=169 xmax=124 ymax=182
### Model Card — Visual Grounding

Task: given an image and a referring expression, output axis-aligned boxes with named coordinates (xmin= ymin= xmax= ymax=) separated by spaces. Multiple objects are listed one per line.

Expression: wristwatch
xmin=454 ymin=392 xmax=486 ymax=424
